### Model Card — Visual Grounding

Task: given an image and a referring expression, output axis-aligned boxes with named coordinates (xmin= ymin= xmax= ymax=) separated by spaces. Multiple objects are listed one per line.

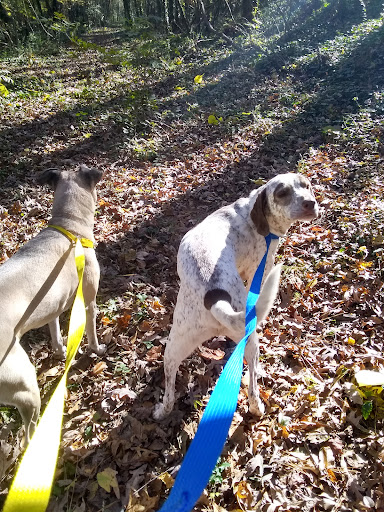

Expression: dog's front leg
xmin=85 ymin=300 xmax=106 ymax=355
xmin=48 ymin=318 xmax=66 ymax=359
xmin=244 ymin=332 xmax=265 ymax=417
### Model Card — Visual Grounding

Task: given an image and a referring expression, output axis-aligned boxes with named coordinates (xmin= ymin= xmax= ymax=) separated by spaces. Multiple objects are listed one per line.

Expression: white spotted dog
xmin=154 ymin=173 xmax=319 ymax=420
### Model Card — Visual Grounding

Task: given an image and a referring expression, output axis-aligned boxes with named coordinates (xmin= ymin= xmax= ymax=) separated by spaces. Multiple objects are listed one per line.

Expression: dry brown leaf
xmin=92 ymin=361 xmax=108 ymax=375
xmin=126 ymin=488 xmax=159 ymax=512
xmin=158 ymin=472 xmax=174 ymax=489
xmin=110 ymin=387 xmax=137 ymax=401
xmin=198 ymin=345 xmax=225 ymax=360
xmin=146 ymin=345 xmax=163 ymax=361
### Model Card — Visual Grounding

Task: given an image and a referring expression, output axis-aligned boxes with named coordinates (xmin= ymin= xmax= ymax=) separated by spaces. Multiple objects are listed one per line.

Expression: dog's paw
xmin=153 ymin=403 xmax=168 ymax=421
xmin=92 ymin=343 xmax=107 ymax=356
xmin=53 ymin=345 xmax=66 ymax=360
xmin=249 ymin=398 xmax=265 ymax=417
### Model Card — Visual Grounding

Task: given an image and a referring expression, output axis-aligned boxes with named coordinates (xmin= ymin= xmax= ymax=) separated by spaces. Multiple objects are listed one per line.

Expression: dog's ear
xmin=37 ymin=168 xmax=61 ymax=189
xmin=250 ymin=187 xmax=270 ymax=236
xmin=79 ymin=164 xmax=103 ymax=189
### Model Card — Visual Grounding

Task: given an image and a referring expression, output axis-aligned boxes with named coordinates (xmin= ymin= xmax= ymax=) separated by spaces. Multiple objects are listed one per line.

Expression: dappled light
xmin=1 ymin=0 xmax=384 ymax=511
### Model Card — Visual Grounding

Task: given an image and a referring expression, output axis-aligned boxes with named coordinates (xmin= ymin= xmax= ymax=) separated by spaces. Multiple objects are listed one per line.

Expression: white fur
xmin=154 ymin=173 xmax=319 ymax=420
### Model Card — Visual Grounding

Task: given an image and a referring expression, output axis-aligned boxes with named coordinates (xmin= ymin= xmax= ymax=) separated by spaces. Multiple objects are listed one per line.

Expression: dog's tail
xmin=210 ymin=264 xmax=281 ymax=333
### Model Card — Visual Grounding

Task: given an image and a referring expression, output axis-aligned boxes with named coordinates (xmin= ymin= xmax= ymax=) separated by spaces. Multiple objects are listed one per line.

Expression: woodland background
xmin=1 ymin=0 xmax=384 ymax=511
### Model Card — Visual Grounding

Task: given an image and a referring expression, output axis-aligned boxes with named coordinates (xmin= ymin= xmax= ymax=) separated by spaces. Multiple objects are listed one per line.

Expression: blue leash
xmin=158 ymin=233 xmax=279 ymax=512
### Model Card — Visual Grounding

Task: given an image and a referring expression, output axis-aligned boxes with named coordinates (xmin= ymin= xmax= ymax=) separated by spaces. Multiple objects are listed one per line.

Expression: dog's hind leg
xmin=154 ymin=320 xmax=215 ymax=420
xmin=83 ymin=256 xmax=106 ymax=356
xmin=18 ymin=391 xmax=40 ymax=446
xmin=48 ymin=317 xmax=66 ymax=359
xmin=153 ymin=330 xmax=181 ymax=420
xmin=0 ymin=341 xmax=41 ymax=446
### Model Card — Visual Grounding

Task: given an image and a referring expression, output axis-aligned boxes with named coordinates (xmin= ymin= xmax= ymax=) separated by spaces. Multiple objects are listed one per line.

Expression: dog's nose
xmin=303 ymin=199 xmax=316 ymax=211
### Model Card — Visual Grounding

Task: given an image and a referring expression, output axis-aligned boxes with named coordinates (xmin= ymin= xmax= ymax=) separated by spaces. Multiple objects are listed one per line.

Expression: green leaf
xmin=194 ymin=74 xmax=204 ymax=84
xmin=0 ymin=83 xmax=9 ymax=97
xmin=361 ymin=400 xmax=373 ymax=420
xmin=96 ymin=468 xmax=119 ymax=493
xmin=251 ymin=178 xmax=266 ymax=186
xmin=208 ymin=114 xmax=219 ymax=125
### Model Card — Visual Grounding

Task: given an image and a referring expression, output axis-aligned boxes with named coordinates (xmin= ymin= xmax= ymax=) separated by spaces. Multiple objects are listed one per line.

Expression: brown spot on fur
xmin=273 ymin=183 xmax=293 ymax=206
xmin=250 ymin=187 xmax=270 ymax=236
xmin=297 ymin=174 xmax=310 ymax=188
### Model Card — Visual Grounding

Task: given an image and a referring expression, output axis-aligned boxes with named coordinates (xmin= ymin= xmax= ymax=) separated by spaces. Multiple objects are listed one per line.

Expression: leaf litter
xmin=0 ymin=25 xmax=384 ymax=512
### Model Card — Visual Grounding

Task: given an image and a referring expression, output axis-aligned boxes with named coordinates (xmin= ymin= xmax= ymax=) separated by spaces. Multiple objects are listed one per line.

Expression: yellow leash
xmin=3 ymin=229 xmax=92 ymax=512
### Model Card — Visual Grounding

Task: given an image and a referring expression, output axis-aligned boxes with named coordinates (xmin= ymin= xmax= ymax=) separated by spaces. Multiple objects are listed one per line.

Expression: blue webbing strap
xmin=158 ymin=233 xmax=279 ymax=512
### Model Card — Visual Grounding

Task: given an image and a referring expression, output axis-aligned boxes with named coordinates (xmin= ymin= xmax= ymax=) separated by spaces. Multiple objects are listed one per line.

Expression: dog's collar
xmin=267 ymin=232 xmax=280 ymax=241
xmin=48 ymin=224 xmax=94 ymax=248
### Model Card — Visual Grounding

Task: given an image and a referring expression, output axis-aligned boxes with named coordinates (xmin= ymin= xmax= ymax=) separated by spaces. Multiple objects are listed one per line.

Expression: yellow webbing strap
xmin=48 ymin=224 xmax=94 ymax=249
xmin=3 ymin=239 xmax=87 ymax=512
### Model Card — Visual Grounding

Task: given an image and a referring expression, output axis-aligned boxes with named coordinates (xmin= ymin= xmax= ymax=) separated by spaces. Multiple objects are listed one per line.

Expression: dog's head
xmin=38 ymin=165 xmax=103 ymax=195
xmin=38 ymin=165 xmax=103 ymax=220
xmin=251 ymin=173 xmax=319 ymax=236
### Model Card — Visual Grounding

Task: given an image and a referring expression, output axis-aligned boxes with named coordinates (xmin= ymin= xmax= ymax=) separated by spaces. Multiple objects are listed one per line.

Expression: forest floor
xmin=1 ymin=14 xmax=384 ymax=512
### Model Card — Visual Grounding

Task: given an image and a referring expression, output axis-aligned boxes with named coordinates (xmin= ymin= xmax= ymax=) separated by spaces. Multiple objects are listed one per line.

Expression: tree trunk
xmin=123 ymin=0 xmax=132 ymax=21
xmin=198 ymin=0 xmax=215 ymax=33
xmin=175 ymin=0 xmax=190 ymax=32
xmin=44 ymin=0 xmax=59 ymax=18
xmin=101 ymin=0 xmax=111 ymax=22
xmin=33 ymin=0 xmax=44 ymax=16
xmin=241 ymin=0 xmax=253 ymax=22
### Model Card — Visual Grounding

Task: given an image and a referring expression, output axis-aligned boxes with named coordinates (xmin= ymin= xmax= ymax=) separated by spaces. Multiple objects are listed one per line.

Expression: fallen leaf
xmin=96 ymin=467 xmax=120 ymax=498
xmin=146 ymin=345 xmax=163 ymax=361
xmin=158 ymin=471 xmax=174 ymax=488
xmin=92 ymin=361 xmax=108 ymax=375
xmin=110 ymin=387 xmax=137 ymax=401
xmin=198 ymin=346 xmax=225 ymax=360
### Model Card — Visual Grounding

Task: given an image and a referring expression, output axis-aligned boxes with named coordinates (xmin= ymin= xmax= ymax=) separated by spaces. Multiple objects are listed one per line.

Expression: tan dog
xmin=0 ymin=165 xmax=105 ymax=444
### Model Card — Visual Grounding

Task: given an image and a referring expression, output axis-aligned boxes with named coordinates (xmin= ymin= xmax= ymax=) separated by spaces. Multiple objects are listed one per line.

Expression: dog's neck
xmin=48 ymin=212 xmax=95 ymax=241
xmin=50 ymin=199 xmax=95 ymax=241
xmin=48 ymin=178 xmax=97 ymax=241
xmin=266 ymin=212 xmax=293 ymax=237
